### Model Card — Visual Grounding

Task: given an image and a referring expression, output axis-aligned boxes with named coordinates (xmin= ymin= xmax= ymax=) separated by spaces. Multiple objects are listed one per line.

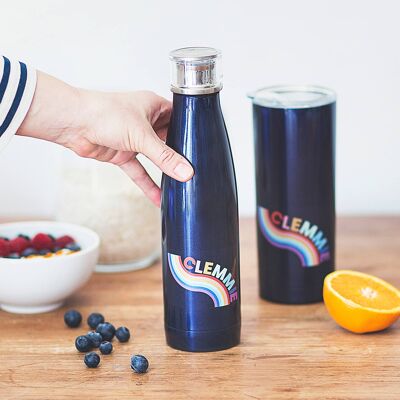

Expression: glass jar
xmin=56 ymin=159 xmax=160 ymax=272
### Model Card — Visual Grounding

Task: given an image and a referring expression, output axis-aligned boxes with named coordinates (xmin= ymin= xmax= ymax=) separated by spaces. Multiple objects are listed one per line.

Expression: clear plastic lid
xmin=248 ymin=85 xmax=336 ymax=109
xmin=169 ymin=47 xmax=222 ymax=95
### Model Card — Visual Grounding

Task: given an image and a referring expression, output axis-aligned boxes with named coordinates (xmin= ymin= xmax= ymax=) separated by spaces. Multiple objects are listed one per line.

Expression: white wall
xmin=0 ymin=0 xmax=399 ymax=217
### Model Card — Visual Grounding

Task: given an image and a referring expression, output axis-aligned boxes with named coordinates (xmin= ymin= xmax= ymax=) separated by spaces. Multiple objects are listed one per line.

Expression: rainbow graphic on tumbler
xmin=257 ymin=207 xmax=330 ymax=267
xmin=168 ymin=253 xmax=238 ymax=308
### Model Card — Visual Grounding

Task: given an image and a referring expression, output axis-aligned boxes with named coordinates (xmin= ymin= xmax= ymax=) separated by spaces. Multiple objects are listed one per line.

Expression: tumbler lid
xmin=169 ymin=47 xmax=222 ymax=95
xmin=248 ymin=85 xmax=336 ymax=109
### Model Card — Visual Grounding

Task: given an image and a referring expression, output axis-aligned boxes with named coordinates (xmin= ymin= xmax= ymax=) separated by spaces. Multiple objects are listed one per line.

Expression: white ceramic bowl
xmin=0 ymin=221 xmax=99 ymax=314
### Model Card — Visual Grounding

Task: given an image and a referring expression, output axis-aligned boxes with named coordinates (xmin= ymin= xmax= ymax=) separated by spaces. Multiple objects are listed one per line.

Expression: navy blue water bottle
xmin=249 ymin=86 xmax=336 ymax=304
xmin=161 ymin=47 xmax=241 ymax=352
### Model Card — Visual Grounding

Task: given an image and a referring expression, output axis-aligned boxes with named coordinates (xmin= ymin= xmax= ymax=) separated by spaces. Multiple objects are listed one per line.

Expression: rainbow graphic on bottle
xmin=168 ymin=253 xmax=238 ymax=308
xmin=257 ymin=207 xmax=330 ymax=267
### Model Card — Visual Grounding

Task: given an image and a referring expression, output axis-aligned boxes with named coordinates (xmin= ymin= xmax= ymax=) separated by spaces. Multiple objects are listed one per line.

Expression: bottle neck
xmin=171 ymin=91 xmax=223 ymax=113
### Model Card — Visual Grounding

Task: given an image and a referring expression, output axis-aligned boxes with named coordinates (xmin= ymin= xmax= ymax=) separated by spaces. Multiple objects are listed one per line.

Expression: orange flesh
xmin=331 ymin=274 xmax=400 ymax=310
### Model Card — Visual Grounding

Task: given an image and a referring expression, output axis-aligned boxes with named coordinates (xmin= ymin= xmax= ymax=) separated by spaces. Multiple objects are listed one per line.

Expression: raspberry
xmin=9 ymin=236 xmax=30 ymax=253
xmin=32 ymin=233 xmax=54 ymax=251
xmin=0 ymin=238 xmax=11 ymax=257
xmin=55 ymin=235 xmax=75 ymax=248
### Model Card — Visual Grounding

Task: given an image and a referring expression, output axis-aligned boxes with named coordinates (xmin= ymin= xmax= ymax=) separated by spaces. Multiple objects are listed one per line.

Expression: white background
xmin=0 ymin=0 xmax=399 ymax=217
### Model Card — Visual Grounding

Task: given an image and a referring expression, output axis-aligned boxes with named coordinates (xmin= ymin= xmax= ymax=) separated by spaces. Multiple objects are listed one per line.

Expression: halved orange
xmin=323 ymin=270 xmax=400 ymax=333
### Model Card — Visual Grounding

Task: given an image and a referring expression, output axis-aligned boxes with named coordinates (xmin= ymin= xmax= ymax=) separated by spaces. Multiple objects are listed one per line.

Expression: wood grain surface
xmin=0 ymin=217 xmax=399 ymax=400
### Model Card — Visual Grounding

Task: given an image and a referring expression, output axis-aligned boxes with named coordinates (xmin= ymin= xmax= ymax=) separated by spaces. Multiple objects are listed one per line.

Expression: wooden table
xmin=0 ymin=217 xmax=399 ymax=399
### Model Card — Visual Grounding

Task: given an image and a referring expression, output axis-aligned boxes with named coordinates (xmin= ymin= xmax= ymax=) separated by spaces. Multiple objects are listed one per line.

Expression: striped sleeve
xmin=0 ymin=56 xmax=37 ymax=153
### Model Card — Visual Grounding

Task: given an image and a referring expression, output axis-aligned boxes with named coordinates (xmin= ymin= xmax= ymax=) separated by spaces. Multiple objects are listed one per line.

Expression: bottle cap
xmin=169 ymin=47 xmax=222 ymax=95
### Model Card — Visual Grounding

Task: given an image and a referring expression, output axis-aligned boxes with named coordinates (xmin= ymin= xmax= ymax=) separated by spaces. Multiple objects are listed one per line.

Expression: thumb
xmin=140 ymin=128 xmax=194 ymax=182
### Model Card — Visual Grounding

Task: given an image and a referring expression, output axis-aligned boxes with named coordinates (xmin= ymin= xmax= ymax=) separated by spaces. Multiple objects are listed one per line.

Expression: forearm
xmin=17 ymin=71 xmax=85 ymax=145
xmin=8 ymin=62 xmax=193 ymax=205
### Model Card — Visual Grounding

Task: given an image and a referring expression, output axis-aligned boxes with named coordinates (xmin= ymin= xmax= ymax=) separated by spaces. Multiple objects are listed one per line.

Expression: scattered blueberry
xmin=131 ymin=355 xmax=149 ymax=373
xmin=7 ymin=252 xmax=20 ymax=259
xmin=115 ymin=326 xmax=130 ymax=343
xmin=84 ymin=352 xmax=100 ymax=368
xmin=64 ymin=309 xmax=82 ymax=328
xmin=18 ymin=234 xmax=30 ymax=241
xmin=66 ymin=310 xmax=141 ymax=370
xmin=21 ymin=247 xmax=36 ymax=257
xmin=96 ymin=322 xmax=115 ymax=341
xmin=87 ymin=312 xmax=105 ymax=329
xmin=99 ymin=341 xmax=113 ymax=355
xmin=87 ymin=331 xmax=103 ymax=348
xmin=66 ymin=243 xmax=81 ymax=252
xmin=75 ymin=335 xmax=92 ymax=352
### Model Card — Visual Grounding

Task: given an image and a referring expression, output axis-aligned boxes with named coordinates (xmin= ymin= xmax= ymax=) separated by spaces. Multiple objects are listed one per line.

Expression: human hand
xmin=18 ymin=71 xmax=194 ymax=206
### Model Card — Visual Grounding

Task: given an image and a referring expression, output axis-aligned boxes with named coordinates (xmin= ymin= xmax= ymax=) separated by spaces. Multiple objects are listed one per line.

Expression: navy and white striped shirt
xmin=0 ymin=56 xmax=36 ymax=152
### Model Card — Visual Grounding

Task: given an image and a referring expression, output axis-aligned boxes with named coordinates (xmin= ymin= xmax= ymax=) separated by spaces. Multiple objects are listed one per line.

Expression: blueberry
xmin=131 ymin=354 xmax=149 ymax=373
xmin=87 ymin=331 xmax=102 ymax=348
xmin=84 ymin=352 xmax=100 ymax=368
xmin=21 ymin=247 xmax=36 ymax=257
xmin=115 ymin=326 xmax=130 ymax=342
xmin=64 ymin=309 xmax=82 ymax=328
xmin=39 ymin=249 xmax=51 ymax=255
xmin=96 ymin=322 xmax=115 ymax=341
xmin=7 ymin=252 xmax=20 ymax=259
xmin=18 ymin=234 xmax=30 ymax=241
xmin=52 ymin=246 xmax=62 ymax=252
xmin=66 ymin=243 xmax=81 ymax=252
xmin=99 ymin=341 xmax=113 ymax=355
xmin=87 ymin=312 xmax=105 ymax=329
xmin=75 ymin=335 xmax=92 ymax=352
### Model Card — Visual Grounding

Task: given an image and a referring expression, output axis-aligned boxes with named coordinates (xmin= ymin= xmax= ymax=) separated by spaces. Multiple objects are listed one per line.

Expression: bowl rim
xmin=0 ymin=220 xmax=100 ymax=263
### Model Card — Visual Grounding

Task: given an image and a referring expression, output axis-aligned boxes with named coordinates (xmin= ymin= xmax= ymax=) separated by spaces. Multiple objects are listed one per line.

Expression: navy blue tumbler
xmin=161 ymin=48 xmax=241 ymax=352
xmin=249 ymin=86 xmax=336 ymax=304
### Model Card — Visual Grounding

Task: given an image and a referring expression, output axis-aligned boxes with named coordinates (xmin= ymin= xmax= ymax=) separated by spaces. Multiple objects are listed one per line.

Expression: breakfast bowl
xmin=0 ymin=221 xmax=99 ymax=314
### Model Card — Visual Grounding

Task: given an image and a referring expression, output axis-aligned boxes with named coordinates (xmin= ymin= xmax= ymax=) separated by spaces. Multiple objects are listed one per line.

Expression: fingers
xmin=119 ymin=158 xmax=161 ymax=207
xmin=145 ymin=92 xmax=170 ymax=141
xmin=140 ymin=125 xmax=194 ymax=182
xmin=152 ymin=101 xmax=172 ymax=132
xmin=155 ymin=126 xmax=168 ymax=142
xmin=149 ymin=93 xmax=172 ymax=130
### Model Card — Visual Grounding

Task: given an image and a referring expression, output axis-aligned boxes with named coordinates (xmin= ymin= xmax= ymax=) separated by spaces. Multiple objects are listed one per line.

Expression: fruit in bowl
xmin=0 ymin=221 xmax=99 ymax=314
xmin=0 ymin=232 xmax=81 ymax=259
